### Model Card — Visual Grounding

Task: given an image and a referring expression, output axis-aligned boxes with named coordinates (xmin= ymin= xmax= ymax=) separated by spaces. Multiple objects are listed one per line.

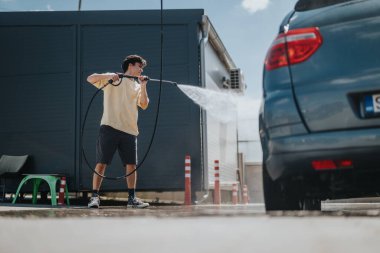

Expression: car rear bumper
xmin=266 ymin=128 xmax=380 ymax=180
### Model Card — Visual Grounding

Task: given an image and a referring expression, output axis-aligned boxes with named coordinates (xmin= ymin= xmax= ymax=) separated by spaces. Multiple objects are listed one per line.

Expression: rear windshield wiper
xmin=295 ymin=0 xmax=355 ymax=11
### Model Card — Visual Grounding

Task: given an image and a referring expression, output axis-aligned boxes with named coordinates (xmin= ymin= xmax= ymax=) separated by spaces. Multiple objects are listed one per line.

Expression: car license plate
xmin=364 ymin=93 xmax=380 ymax=117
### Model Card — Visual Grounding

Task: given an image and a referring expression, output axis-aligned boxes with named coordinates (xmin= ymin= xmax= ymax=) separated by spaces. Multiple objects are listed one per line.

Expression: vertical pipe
xmin=78 ymin=0 xmax=82 ymax=11
xmin=200 ymin=15 xmax=210 ymax=199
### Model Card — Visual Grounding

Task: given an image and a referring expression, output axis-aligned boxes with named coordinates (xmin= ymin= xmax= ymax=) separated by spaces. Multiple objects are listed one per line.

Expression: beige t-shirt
xmin=93 ymin=75 xmax=148 ymax=136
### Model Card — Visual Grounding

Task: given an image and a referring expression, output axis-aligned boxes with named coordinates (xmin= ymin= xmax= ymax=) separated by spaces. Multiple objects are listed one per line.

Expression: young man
xmin=86 ymin=55 xmax=149 ymax=208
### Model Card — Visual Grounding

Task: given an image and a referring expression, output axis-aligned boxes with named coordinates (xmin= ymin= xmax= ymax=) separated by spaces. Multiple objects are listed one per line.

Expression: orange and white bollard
xmin=242 ymin=184 xmax=249 ymax=204
xmin=184 ymin=155 xmax=192 ymax=205
xmin=232 ymin=183 xmax=238 ymax=205
xmin=214 ymin=160 xmax=221 ymax=205
xmin=58 ymin=176 xmax=66 ymax=206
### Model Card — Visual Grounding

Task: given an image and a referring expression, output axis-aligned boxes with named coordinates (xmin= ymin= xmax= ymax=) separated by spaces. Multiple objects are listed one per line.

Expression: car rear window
xmin=295 ymin=0 xmax=355 ymax=11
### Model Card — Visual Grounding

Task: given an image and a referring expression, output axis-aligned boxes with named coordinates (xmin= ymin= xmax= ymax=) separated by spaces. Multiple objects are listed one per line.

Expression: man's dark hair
xmin=122 ymin=55 xmax=147 ymax=72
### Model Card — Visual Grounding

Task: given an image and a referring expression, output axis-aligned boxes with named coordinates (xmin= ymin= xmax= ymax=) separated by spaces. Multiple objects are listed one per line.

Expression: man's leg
xmin=93 ymin=163 xmax=107 ymax=192
xmin=126 ymin=164 xmax=149 ymax=208
xmin=126 ymin=164 xmax=136 ymax=199
xmin=88 ymin=125 xmax=118 ymax=208
xmin=88 ymin=163 xmax=107 ymax=208
xmin=119 ymin=132 xmax=148 ymax=208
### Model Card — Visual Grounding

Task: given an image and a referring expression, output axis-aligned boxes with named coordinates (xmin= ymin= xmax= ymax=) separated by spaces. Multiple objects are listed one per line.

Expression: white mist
xmin=177 ymin=84 xmax=262 ymax=162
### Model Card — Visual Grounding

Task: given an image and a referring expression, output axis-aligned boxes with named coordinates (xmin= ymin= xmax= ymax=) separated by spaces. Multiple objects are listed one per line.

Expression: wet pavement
xmin=1 ymin=202 xmax=380 ymax=218
xmin=0 ymin=203 xmax=265 ymax=218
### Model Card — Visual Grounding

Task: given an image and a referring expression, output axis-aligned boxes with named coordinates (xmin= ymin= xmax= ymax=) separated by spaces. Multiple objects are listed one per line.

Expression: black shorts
xmin=96 ymin=125 xmax=137 ymax=166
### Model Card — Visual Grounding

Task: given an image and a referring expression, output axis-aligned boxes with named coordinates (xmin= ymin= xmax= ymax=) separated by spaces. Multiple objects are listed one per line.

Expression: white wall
xmin=237 ymin=98 xmax=262 ymax=163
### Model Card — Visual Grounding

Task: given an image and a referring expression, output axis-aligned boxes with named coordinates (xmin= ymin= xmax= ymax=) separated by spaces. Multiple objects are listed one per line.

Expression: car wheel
xmin=263 ymin=164 xmax=303 ymax=211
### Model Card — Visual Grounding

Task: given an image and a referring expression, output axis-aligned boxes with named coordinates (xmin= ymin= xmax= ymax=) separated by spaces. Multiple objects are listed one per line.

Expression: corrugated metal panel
xmin=0 ymin=10 xmax=207 ymax=192
xmin=0 ymin=25 xmax=76 ymax=190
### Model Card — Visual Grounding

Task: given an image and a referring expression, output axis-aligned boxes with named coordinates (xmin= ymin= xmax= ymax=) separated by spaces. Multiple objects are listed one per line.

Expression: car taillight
xmin=312 ymin=160 xmax=337 ymax=170
xmin=265 ymin=27 xmax=323 ymax=71
xmin=312 ymin=159 xmax=353 ymax=171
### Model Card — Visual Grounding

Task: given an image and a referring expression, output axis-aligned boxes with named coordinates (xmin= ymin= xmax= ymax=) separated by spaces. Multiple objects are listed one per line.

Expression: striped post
xmin=242 ymin=185 xmax=249 ymax=204
xmin=232 ymin=183 xmax=238 ymax=205
xmin=214 ymin=160 xmax=221 ymax=205
xmin=58 ymin=177 xmax=66 ymax=206
xmin=184 ymin=155 xmax=191 ymax=205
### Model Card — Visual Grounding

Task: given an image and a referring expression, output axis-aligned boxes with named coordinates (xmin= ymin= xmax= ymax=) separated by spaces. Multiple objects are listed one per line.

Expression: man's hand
xmin=109 ymin=73 xmax=120 ymax=83
xmin=138 ymin=76 xmax=149 ymax=86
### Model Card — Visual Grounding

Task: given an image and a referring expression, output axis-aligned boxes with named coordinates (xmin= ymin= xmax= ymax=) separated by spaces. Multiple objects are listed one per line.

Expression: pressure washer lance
xmin=108 ymin=74 xmax=178 ymax=86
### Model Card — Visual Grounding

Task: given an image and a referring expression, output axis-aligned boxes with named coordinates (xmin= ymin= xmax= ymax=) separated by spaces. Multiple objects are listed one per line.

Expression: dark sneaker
xmin=88 ymin=196 xmax=100 ymax=208
xmin=127 ymin=197 xmax=149 ymax=208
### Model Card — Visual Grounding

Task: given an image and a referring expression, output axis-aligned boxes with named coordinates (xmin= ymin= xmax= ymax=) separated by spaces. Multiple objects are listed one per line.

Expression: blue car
xmin=260 ymin=0 xmax=380 ymax=210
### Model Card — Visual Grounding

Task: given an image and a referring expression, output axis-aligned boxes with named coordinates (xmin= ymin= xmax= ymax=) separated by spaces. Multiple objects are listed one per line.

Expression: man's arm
xmin=138 ymin=76 xmax=149 ymax=110
xmin=87 ymin=73 xmax=120 ymax=87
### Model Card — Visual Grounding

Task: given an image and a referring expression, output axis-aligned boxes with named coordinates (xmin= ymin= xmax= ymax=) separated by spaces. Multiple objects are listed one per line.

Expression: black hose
xmin=81 ymin=0 xmax=165 ymax=180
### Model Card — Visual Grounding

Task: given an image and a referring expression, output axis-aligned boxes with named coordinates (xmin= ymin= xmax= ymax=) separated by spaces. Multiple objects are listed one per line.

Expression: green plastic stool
xmin=12 ymin=174 xmax=70 ymax=206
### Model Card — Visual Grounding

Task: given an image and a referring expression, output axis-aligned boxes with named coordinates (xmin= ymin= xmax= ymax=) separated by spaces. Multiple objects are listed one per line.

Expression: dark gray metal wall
xmin=0 ymin=10 xmax=204 ymax=192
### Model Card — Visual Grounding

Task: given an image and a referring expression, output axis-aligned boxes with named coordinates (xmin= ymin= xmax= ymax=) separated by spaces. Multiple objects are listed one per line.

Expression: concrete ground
xmin=1 ymin=201 xmax=380 ymax=253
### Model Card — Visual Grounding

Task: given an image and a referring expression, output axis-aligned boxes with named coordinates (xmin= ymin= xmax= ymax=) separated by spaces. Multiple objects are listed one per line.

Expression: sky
xmin=0 ymin=0 xmax=299 ymax=162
